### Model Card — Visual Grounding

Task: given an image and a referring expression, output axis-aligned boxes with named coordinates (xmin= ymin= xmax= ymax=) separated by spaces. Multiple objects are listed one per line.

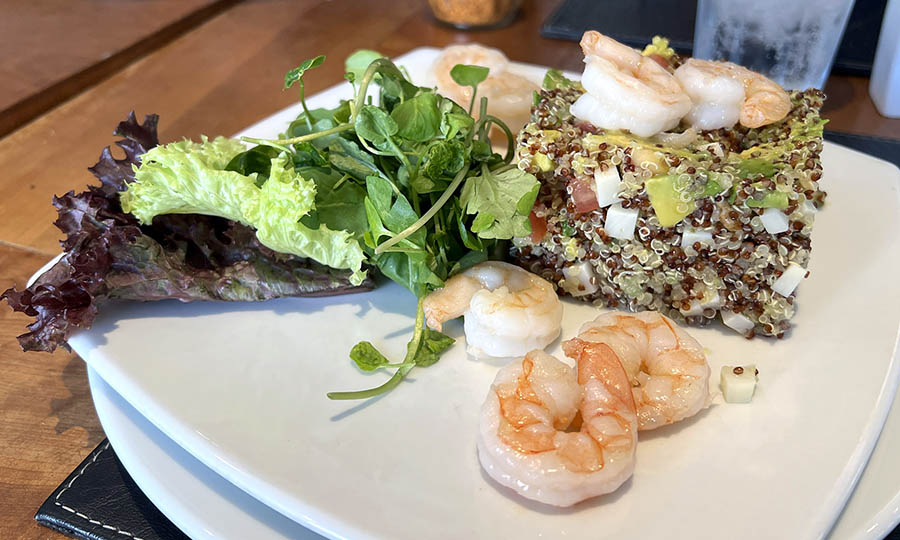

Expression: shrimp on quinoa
xmin=568 ymin=312 xmax=711 ymax=431
xmin=674 ymin=58 xmax=791 ymax=129
xmin=570 ymin=31 xmax=692 ymax=137
xmin=477 ymin=348 xmax=638 ymax=507
xmin=423 ymin=261 xmax=562 ymax=359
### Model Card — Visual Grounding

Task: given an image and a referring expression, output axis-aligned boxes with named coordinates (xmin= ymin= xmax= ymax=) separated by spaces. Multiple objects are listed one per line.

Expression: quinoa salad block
xmin=512 ymin=84 xmax=827 ymax=338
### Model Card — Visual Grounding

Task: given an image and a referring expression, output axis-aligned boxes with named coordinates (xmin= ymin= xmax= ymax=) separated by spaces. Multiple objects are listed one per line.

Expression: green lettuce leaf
xmin=121 ymin=137 xmax=367 ymax=284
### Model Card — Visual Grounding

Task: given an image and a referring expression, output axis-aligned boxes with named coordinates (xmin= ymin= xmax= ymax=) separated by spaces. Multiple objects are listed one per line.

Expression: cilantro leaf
xmin=460 ymin=168 xmax=540 ymax=239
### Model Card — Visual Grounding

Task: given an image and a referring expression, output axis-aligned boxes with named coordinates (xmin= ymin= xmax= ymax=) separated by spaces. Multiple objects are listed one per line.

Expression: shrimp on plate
xmin=422 ymin=261 xmax=562 ymax=359
xmin=570 ymin=311 xmax=711 ymax=431
xmin=432 ymin=44 xmax=540 ymax=133
xmin=674 ymin=58 xmax=791 ymax=130
xmin=570 ymin=31 xmax=692 ymax=137
xmin=477 ymin=348 xmax=638 ymax=506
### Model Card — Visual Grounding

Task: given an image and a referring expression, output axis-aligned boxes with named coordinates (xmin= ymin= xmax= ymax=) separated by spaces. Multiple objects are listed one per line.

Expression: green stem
xmin=299 ymin=80 xmax=312 ymax=130
xmin=327 ymin=298 xmax=426 ymax=400
xmin=483 ymin=114 xmax=515 ymax=163
xmin=374 ymin=165 xmax=469 ymax=255
xmin=467 ymin=84 xmax=479 ymax=116
xmin=352 ymin=58 xmax=393 ymax=122
xmin=241 ymin=123 xmax=353 ymax=146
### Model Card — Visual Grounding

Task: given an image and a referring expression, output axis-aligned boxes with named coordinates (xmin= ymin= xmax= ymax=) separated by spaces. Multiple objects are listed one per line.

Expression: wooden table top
xmin=1 ymin=1 xmax=898 ymax=538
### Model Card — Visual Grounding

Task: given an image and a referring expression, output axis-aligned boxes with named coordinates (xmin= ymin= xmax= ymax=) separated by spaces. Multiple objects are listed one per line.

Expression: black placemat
xmin=35 ymin=440 xmax=188 ymax=540
xmin=541 ymin=0 xmax=889 ymax=76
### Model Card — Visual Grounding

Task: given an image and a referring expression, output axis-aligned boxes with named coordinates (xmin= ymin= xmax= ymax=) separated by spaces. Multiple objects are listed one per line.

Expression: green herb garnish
xmin=244 ymin=52 xmax=538 ymax=401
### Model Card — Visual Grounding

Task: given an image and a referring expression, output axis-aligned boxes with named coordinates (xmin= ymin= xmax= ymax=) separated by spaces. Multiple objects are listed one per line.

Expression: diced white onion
xmin=681 ymin=228 xmax=714 ymax=249
xmin=772 ymin=262 xmax=807 ymax=297
xmin=680 ymin=300 xmax=703 ymax=317
xmin=720 ymin=365 xmax=758 ymax=403
xmin=593 ymin=166 xmax=623 ymax=208
xmin=802 ymin=201 xmax=818 ymax=215
xmin=680 ymin=291 xmax=722 ymax=316
xmin=604 ymin=204 xmax=638 ymax=240
xmin=721 ymin=310 xmax=755 ymax=335
xmin=562 ymin=261 xmax=599 ymax=297
xmin=761 ymin=207 xmax=790 ymax=234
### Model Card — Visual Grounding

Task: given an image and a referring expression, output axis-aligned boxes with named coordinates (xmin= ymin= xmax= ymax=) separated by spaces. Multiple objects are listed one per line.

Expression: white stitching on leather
xmin=53 ymin=441 xmax=145 ymax=540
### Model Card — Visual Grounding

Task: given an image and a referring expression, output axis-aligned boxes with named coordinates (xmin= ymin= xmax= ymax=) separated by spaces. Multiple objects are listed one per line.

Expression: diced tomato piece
xmin=568 ymin=179 xmax=599 ymax=215
xmin=528 ymin=209 xmax=547 ymax=244
xmin=648 ymin=53 xmax=670 ymax=69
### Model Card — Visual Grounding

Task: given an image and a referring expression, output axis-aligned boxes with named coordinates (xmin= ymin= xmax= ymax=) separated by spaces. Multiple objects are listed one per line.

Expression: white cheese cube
xmin=681 ymin=228 xmax=714 ymax=249
xmin=761 ymin=207 xmax=790 ymax=234
xmin=720 ymin=364 xmax=759 ymax=403
xmin=593 ymin=166 xmax=623 ymax=208
xmin=604 ymin=204 xmax=639 ymax=240
xmin=721 ymin=310 xmax=755 ymax=336
xmin=772 ymin=262 xmax=807 ymax=297
xmin=562 ymin=261 xmax=599 ymax=297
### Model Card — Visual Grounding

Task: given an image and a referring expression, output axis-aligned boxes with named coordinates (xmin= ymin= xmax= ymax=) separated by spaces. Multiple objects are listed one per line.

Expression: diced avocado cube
xmin=699 ymin=172 xmax=727 ymax=198
xmin=720 ymin=365 xmax=759 ymax=403
xmin=533 ymin=152 xmax=555 ymax=172
xmin=645 ymin=175 xmax=696 ymax=227
xmin=746 ymin=191 xmax=789 ymax=209
xmin=738 ymin=158 xmax=777 ymax=179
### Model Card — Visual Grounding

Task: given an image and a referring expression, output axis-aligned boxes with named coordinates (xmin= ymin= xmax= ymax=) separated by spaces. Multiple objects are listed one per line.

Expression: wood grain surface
xmin=0 ymin=1 xmax=898 ymax=538
xmin=0 ymin=0 xmax=238 ymax=137
xmin=0 ymin=243 xmax=104 ymax=540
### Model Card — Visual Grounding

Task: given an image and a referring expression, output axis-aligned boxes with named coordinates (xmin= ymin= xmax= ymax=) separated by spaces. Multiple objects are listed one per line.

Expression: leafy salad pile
xmin=4 ymin=52 xmax=540 ymax=400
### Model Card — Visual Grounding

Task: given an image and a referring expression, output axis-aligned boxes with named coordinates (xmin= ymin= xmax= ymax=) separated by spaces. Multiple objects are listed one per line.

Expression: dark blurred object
xmin=542 ymin=0 xmax=888 ymax=76
xmin=428 ymin=0 xmax=522 ymax=29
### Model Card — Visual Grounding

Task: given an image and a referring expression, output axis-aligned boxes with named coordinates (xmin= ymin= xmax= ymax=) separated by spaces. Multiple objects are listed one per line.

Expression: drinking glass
xmin=693 ymin=0 xmax=856 ymax=90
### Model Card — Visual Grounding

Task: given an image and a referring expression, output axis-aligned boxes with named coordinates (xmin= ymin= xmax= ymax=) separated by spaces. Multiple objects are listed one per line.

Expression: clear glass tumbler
xmin=693 ymin=0 xmax=856 ymax=90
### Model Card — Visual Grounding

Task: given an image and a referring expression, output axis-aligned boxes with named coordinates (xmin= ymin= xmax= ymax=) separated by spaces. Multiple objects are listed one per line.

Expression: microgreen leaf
xmin=422 ymin=140 xmax=465 ymax=180
xmin=225 ymin=145 xmax=282 ymax=186
xmin=345 ymin=49 xmax=384 ymax=84
xmin=284 ymin=55 xmax=326 ymax=89
xmin=415 ymin=327 xmax=455 ymax=367
xmin=450 ymin=64 xmax=489 ymax=87
xmin=349 ymin=341 xmax=391 ymax=371
xmin=450 ymin=64 xmax=490 ymax=114
xmin=390 ymin=92 xmax=441 ymax=142
xmin=355 ymin=105 xmax=399 ymax=146
xmin=542 ymin=68 xmax=579 ymax=90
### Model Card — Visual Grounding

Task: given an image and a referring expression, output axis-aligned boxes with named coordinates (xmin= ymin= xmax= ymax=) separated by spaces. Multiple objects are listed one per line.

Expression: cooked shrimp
xmin=674 ymin=58 xmax=791 ymax=129
xmin=422 ymin=261 xmax=562 ymax=359
xmin=477 ymin=349 xmax=637 ymax=507
xmin=570 ymin=311 xmax=710 ymax=431
xmin=432 ymin=44 xmax=539 ymax=132
xmin=570 ymin=31 xmax=692 ymax=137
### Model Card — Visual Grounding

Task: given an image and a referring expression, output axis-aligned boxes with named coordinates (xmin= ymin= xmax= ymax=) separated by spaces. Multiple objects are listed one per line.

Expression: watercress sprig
xmin=238 ymin=52 xmax=539 ymax=402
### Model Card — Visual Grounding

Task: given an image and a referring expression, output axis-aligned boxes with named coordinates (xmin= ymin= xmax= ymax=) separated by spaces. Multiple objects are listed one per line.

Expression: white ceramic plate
xmin=87 ymin=367 xmax=323 ymax=540
xmin=64 ymin=48 xmax=900 ymax=539
xmin=86 ymin=361 xmax=900 ymax=540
